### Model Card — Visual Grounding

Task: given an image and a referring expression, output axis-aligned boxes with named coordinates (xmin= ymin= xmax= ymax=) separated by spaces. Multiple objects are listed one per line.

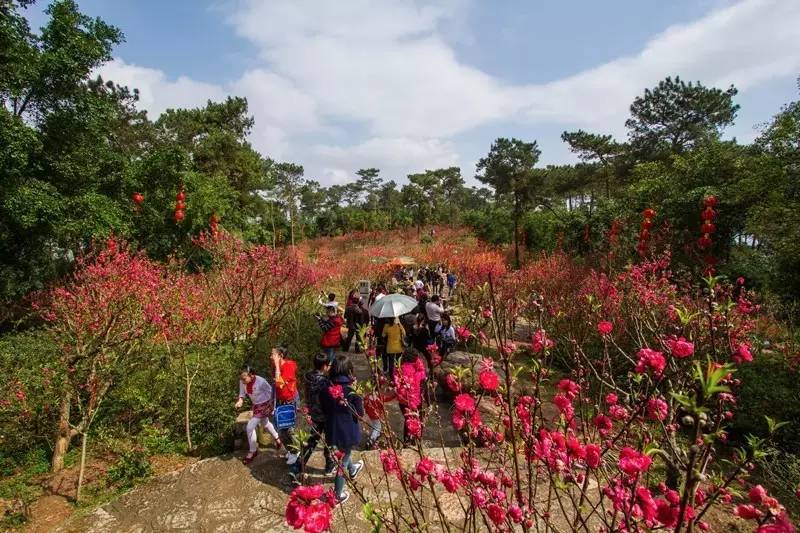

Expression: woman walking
xmin=321 ymin=354 xmax=365 ymax=505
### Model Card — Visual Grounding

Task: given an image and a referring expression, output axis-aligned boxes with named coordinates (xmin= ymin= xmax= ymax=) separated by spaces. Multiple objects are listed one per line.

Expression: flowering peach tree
xmin=286 ymin=251 xmax=794 ymax=532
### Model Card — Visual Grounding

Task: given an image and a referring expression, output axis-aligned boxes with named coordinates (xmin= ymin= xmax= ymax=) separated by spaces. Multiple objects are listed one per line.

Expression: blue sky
xmin=25 ymin=0 xmax=800 ymax=186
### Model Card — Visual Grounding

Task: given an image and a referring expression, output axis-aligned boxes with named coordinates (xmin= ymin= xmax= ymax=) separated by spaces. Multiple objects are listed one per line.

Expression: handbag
xmin=274 ymin=402 xmax=296 ymax=430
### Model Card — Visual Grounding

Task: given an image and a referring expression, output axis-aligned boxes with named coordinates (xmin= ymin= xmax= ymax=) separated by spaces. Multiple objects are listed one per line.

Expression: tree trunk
xmin=76 ymin=431 xmax=89 ymax=502
xmin=52 ymin=392 xmax=72 ymax=472
xmin=513 ymin=201 xmax=520 ymax=269
xmin=183 ymin=358 xmax=194 ymax=452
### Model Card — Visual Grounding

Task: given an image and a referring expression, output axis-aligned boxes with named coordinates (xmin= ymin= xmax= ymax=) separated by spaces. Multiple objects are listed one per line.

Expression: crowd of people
xmin=235 ymin=264 xmax=459 ymax=506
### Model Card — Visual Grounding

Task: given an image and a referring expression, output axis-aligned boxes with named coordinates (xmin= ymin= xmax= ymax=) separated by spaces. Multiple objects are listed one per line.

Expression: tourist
xmin=435 ymin=313 xmax=456 ymax=356
xmin=381 ymin=317 xmax=405 ymax=379
xmin=272 ymin=345 xmax=299 ymax=465
xmin=235 ymin=365 xmax=282 ymax=465
xmin=290 ymin=353 xmax=333 ymax=482
xmin=425 ymin=294 xmax=445 ymax=338
xmin=446 ymin=271 xmax=457 ymax=295
xmin=317 ymin=306 xmax=344 ymax=362
xmin=321 ymin=354 xmax=365 ymax=505
xmin=318 ymin=291 xmax=338 ymax=311
xmin=342 ymin=296 xmax=362 ymax=352
xmin=363 ymin=382 xmax=396 ymax=449
xmin=411 ymin=313 xmax=431 ymax=355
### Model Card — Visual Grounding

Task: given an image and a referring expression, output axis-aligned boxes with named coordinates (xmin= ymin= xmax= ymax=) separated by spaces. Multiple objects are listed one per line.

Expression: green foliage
xmin=626 ymin=75 xmax=739 ymax=157
xmin=107 ymin=448 xmax=153 ymax=489
xmin=0 ymin=330 xmax=61 ymax=459
xmin=733 ymin=352 xmax=800 ymax=452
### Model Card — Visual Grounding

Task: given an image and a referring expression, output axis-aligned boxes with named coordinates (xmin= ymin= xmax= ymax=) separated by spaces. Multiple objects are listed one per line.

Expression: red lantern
xmin=174 ymin=210 xmax=185 ymax=222
xmin=639 ymin=229 xmax=650 ymax=240
xmin=132 ymin=192 xmax=144 ymax=204
xmin=701 ymin=207 xmax=716 ymax=221
xmin=698 ymin=234 xmax=712 ymax=249
xmin=176 ymin=190 xmax=186 ymax=202
xmin=641 ymin=219 xmax=653 ymax=230
xmin=176 ymin=201 xmax=186 ymax=211
xmin=704 ymin=196 xmax=717 ymax=208
xmin=701 ymin=222 xmax=716 ymax=234
xmin=643 ymin=208 xmax=656 ymax=218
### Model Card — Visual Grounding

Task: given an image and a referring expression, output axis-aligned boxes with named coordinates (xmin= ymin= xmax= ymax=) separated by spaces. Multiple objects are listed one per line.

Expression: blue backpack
xmin=274 ymin=403 xmax=296 ymax=430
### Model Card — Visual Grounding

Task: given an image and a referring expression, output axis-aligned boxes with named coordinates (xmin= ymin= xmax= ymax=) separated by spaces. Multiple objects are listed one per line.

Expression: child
xmin=319 ymin=291 xmax=339 ymax=311
xmin=272 ymin=345 xmax=299 ymax=465
xmin=363 ymin=382 xmax=396 ymax=449
xmin=321 ymin=354 xmax=365 ymax=505
xmin=291 ymin=353 xmax=333 ymax=481
xmin=317 ymin=306 xmax=344 ymax=363
xmin=381 ymin=317 xmax=405 ymax=379
xmin=395 ymin=349 xmax=427 ymax=443
xmin=235 ymin=365 xmax=282 ymax=464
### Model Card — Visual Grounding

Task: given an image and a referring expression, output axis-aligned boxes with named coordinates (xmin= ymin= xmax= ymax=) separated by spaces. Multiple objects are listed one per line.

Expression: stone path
xmin=59 ymin=349 xmax=466 ymax=532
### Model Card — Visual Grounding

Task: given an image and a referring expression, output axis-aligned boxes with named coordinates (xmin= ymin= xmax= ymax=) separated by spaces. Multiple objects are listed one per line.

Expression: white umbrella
xmin=370 ymin=293 xmax=418 ymax=318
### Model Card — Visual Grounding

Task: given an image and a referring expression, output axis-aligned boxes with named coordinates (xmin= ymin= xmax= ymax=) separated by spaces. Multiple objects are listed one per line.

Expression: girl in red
xmin=317 ymin=306 xmax=344 ymax=363
xmin=363 ymin=382 xmax=396 ymax=449
xmin=272 ymin=345 xmax=299 ymax=464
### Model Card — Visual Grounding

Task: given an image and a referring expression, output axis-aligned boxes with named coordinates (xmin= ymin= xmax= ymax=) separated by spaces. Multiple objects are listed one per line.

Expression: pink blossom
xmin=605 ymin=392 xmax=618 ymax=405
xmin=443 ymin=373 xmax=460 ymax=393
xmin=405 ymin=414 xmax=423 ymax=439
xmin=734 ymin=504 xmax=762 ymax=520
xmin=327 ymin=384 xmax=344 ymax=400
xmin=585 ymin=444 xmax=601 ymax=469
xmin=531 ymin=329 xmax=554 ymax=354
xmin=454 ymin=393 xmax=476 ymax=414
xmin=487 ymin=503 xmax=505 ymax=525
xmin=557 ymin=379 xmax=581 ymax=400
xmin=618 ymin=447 xmax=652 ymax=476
xmin=609 ymin=404 xmax=629 ymax=421
xmin=593 ymin=414 xmax=613 ymax=436
xmin=647 ymin=398 xmax=669 ymax=421
xmin=455 ymin=326 xmax=472 ymax=341
xmin=635 ymin=347 xmax=667 ymax=376
xmin=733 ymin=342 xmax=753 ymax=363
xmin=666 ymin=337 xmax=695 ymax=358
xmin=416 ymin=457 xmax=436 ymax=478
xmin=478 ymin=370 xmax=500 ymax=392
xmin=597 ymin=320 xmax=614 ymax=336
xmin=749 ymin=485 xmax=768 ymax=505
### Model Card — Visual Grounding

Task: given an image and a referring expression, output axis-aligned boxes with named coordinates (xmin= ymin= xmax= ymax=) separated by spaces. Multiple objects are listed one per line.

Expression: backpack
xmin=274 ymin=402 xmax=296 ymax=430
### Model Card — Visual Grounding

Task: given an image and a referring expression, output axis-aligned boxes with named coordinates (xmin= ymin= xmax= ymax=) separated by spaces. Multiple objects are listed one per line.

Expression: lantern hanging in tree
xmin=637 ymin=208 xmax=656 ymax=256
xmin=132 ymin=192 xmax=144 ymax=204
xmin=698 ymin=196 xmax=718 ymax=274
xmin=176 ymin=190 xmax=186 ymax=202
xmin=174 ymin=209 xmax=185 ymax=222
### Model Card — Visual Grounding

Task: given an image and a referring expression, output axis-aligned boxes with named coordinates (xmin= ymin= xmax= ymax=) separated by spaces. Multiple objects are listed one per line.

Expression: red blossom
xmin=618 ymin=447 xmax=652 ymax=476
xmin=597 ymin=320 xmax=614 ymax=336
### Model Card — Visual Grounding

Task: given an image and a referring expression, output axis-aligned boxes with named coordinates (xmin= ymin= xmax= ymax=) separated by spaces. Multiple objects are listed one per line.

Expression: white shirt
xmin=413 ymin=280 xmax=424 ymax=290
xmin=239 ymin=375 xmax=274 ymax=405
xmin=426 ymin=301 xmax=445 ymax=322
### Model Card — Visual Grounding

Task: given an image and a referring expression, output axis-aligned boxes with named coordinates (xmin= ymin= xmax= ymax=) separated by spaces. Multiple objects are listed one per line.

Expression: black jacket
xmin=304 ymin=370 xmax=330 ymax=425
xmin=322 ymin=375 xmax=364 ymax=449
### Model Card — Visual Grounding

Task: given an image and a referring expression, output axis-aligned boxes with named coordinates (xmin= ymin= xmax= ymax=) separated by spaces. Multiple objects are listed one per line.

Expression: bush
xmin=733 ymin=351 xmax=800 ymax=451
xmin=107 ymin=448 xmax=153 ymax=489
xmin=0 ymin=330 xmax=61 ymax=460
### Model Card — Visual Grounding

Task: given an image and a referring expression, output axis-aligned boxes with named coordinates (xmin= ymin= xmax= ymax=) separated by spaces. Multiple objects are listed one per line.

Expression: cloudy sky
xmin=25 ymin=0 xmax=800 ymax=186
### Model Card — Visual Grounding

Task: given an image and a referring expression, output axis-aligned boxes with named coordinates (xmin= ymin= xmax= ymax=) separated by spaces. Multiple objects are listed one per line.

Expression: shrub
xmin=107 ymin=448 xmax=153 ymax=489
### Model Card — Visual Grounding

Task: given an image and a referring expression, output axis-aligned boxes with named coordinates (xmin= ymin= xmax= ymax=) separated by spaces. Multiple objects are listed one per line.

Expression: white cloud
xmin=99 ymin=59 xmax=226 ymax=117
xmin=313 ymin=137 xmax=460 ymax=183
xmin=99 ymin=0 xmax=800 ymax=184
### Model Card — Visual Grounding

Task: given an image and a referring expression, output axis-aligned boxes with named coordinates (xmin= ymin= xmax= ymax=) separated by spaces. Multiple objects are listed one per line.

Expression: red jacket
xmin=275 ymin=360 xmax=297 ymax=402
xmin=320 ymin=315 xmax=344 ymax=348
